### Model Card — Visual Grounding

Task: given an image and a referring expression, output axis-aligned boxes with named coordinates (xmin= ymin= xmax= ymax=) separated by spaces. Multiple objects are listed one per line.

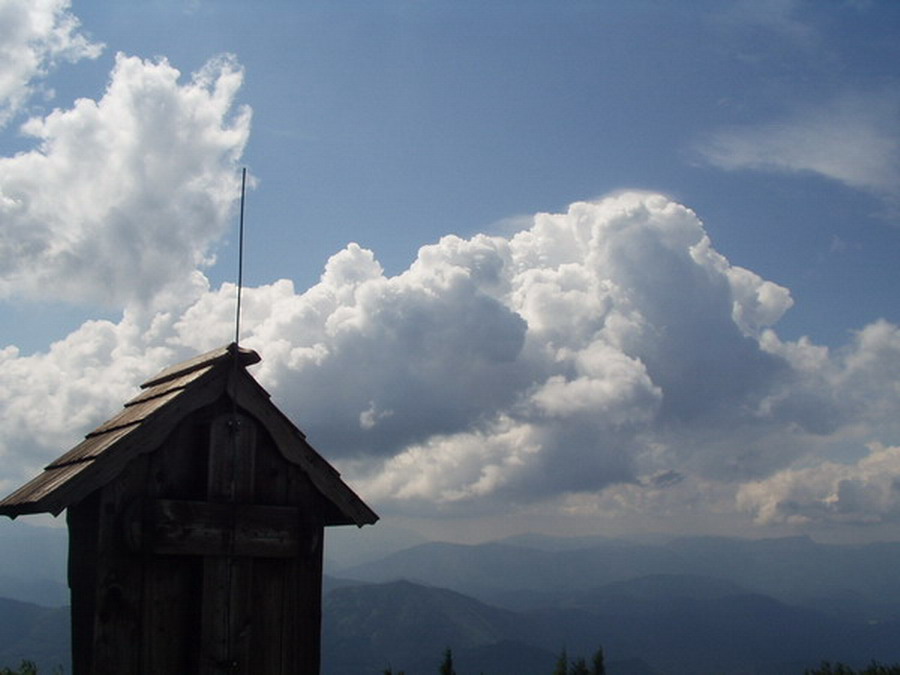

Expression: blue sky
xmin=1 ymin=0 xmax=899 ymax=544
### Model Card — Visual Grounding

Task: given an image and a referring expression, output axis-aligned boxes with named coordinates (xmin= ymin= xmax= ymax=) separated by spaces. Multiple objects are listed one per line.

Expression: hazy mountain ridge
xmin=665 ymin=536 xmax=900 ymax=609
xmin=0 ymin=520 xmax=69 ymax=608
xmin=321 ymin=578 xmax=662 ymax=675
xmin=344 ymin=535 xmax=900 ymax=618
xmin=322 ymin=579 xmax=537 ymax=674
xmin=320 ymin=573 xmax=900 ymax=675
xmin=0 ymin=598 xmax=69 ymax=673
xmin=0 ymin=576 xmax=68 ymax=609
xmin=0 ymin=521 xmax=67 ymax=579
xmin=342 ymin=539 xmax=689 ymax=606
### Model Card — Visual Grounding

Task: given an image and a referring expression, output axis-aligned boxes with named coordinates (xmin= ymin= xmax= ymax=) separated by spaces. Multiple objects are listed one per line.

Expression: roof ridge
xmin=141 ymin=342 xmax=260 ymax=389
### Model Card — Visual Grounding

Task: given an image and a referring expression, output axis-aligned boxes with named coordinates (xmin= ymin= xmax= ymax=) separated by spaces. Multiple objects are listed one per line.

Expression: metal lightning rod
xmin=234 ymin=167 xmax=247 ymax=347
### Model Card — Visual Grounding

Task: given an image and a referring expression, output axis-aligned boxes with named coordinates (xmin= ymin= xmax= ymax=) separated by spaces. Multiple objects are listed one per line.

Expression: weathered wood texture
xmin=69 ymin=403 xmax=331 ymax=673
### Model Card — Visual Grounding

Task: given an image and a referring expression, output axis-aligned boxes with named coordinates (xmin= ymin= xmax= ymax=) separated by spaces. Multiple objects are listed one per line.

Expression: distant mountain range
xmin=4 ymin=530 xmax=900 ymax=674
xmin=329 ymin=534 xmax=900 ymax=673
xmin=322 ymin=573 xmax=900 ymax=674
xmin=0 ymin=598 xmax=69 ymax=672
xmin=0 ymin=519 xmax=68 ymax=608
xmin=342 ymin=534 xmax=900 ymax=620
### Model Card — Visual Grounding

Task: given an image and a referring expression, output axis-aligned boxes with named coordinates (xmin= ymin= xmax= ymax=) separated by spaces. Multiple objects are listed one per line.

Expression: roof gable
xmin=0 ymin=344 xmax=377 ymax=527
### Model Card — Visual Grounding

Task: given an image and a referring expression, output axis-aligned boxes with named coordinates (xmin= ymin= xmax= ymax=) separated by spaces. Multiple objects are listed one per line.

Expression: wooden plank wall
xmin=68 ymin=401 xmax=329 ymax=674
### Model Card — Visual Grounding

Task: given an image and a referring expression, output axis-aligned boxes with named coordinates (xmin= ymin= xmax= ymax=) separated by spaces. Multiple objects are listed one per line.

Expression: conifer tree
xmin=592 ymin=646 xmax=606 ymax=675
xmin=571 ymin=656 xmax=590 ymax=674
xmin=553 ymin=648 xmax=569 ymax=675
xmin=440 ymin=648 xmax=456 ymax=675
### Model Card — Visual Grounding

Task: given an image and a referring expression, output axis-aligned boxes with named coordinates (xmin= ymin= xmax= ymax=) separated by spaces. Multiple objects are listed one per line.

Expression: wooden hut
xmin=0 ymin=343 xmax=377 ymax=674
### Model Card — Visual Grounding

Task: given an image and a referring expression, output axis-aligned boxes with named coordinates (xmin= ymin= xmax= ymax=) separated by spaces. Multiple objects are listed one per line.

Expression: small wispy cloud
xmin=695 ymin=90 xmax=900 ymax=208
xmin=711 ymin=0 xmax=819 ymax=52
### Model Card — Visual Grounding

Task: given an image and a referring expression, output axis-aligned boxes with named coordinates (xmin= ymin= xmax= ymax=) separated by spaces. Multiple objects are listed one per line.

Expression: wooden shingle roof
xmin=0 ymin=343 xmax=378 ymax=527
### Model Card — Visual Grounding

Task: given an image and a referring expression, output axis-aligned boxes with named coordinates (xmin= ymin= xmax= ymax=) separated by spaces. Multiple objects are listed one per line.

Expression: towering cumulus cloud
xmin=170 ymin=192 xmax=900 ymax=522
xmin=252 ymin=192 xmax=795 ymax=508
xmin=4 ymin=187 xmax=900 ymax=532
xmin=0 ymin=52 xmax=250 ymax=306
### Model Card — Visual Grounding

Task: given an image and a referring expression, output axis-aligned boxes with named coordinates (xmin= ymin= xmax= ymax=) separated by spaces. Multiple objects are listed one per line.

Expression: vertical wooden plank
xmin=140 ymin=417 xmax=205 ymax=672
xmin=67 ymin=492 xmax=100 ymax=675
xmin=284 ymin=454 xmax=327 ymax=674
xmin=295 ymin=522 xmax=325 ymax=674
xmin=253 ymin=425 xmax=290 ymax=506
xmin=231 ymin=558 xmax=254 ymax=673
xmin=141 ymin=556 xmax=200 ymax=673
xmin=201 ymin=412 xmax=257 ymax=674
xmin=152 ymin=416 xmax=208 ymax=501
xmin=250 ymin=429 xmax=291 ymax=674
xmin=247 ymin=558 xmax=288 ymax=674
xmin=201 ymin=557 xmax=255 ymax=674
xmin=282 ymin=557 xmax=300 ymax=675
xmin=207 ymin=413 xmax=256 ymax=503
xmin=200 ymin=558 xmax=229 ymax=674
xmin=91 ymin=454 xmax=150 ymax=675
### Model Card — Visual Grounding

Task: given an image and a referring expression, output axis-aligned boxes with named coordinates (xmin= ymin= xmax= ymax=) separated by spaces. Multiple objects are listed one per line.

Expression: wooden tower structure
xmin=0 ymin=343 xmax=377 ymax=674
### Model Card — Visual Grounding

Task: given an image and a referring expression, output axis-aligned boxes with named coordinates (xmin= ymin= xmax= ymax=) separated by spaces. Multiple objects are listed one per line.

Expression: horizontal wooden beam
xmin=140 ymin=499 xmax=303 ymax=558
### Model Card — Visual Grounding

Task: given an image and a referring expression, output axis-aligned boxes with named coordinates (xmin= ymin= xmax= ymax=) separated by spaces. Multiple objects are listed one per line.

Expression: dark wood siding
xmin=68 ymin=402 xmax=331 ymax=674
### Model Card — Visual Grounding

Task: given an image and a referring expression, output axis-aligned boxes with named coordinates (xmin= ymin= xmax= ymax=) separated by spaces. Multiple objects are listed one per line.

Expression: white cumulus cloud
xmin=0 ymin=0 xmax=102 ymax=127
xmin=738 ymin=443 xmax=900 ymax=525
xmin=2 ymin=190 xmax=899 ymax=533
xmin=0 ymin=52 xmax=251 ymax=307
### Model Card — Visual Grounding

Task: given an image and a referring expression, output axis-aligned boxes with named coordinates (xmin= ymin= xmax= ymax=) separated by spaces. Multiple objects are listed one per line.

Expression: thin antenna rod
xmin=234 ymin=167 xmax=247 ymax=346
